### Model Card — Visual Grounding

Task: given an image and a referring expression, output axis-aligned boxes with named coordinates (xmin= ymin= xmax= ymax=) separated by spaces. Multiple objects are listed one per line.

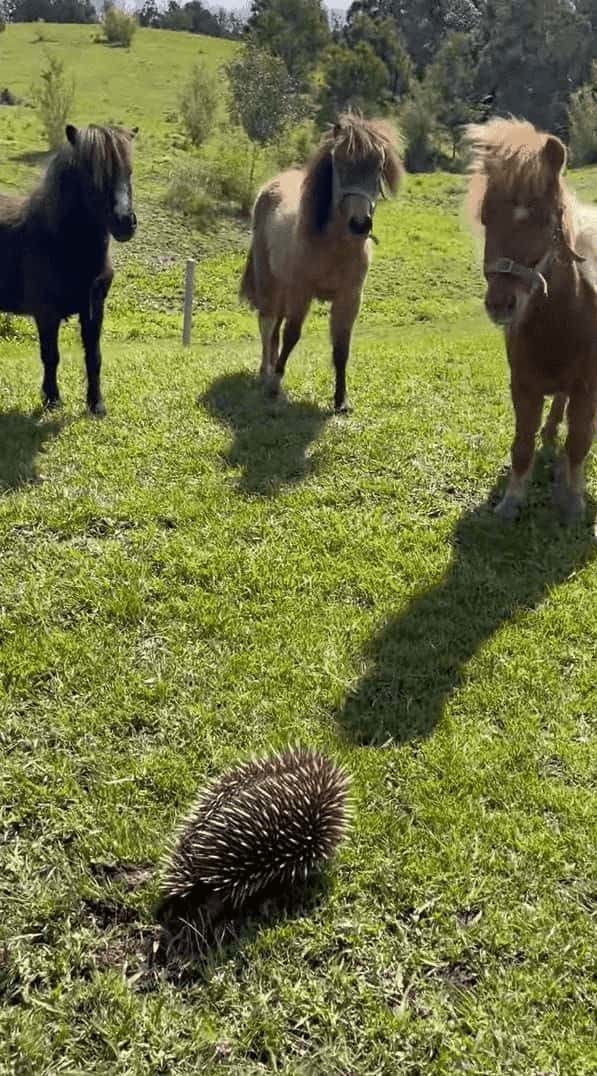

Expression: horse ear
xmin=543 ymin=135 xmax=566 ymax=175
xmin=65 ymin=124 xmax=78 ymax=147
xmin=130 ymin=126 xmax=139 ymax=138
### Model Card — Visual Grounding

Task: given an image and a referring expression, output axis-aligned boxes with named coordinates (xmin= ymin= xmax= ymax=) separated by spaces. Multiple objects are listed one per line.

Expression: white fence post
xmin=182 ymin=258 xmax=195 ymax=347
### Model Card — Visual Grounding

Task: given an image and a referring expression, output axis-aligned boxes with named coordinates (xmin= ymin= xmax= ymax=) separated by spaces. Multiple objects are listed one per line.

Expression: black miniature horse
xmin=0 ymin=123 xmax=137 ymax=415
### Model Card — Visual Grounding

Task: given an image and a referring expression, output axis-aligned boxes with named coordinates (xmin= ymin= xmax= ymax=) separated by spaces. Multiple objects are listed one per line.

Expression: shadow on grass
xmin=150 ymin=874 xmax=332 ymax=988
xmin=81 ymin=863 xmax=331 ymax=991
xmin=200 ymin=371 xmax=330 ymax=496
xmin=336 ymin=456 xmax=597 ymax=745
xmin=0 ymin=409 xmax=63 ymax=492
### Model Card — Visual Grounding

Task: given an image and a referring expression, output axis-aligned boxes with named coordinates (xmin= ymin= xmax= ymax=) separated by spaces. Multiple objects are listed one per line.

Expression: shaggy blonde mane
xmin=464 ymin=116 xmax=597 ymax=286
xmin=465 ymin=118 xmax=570 ymax=221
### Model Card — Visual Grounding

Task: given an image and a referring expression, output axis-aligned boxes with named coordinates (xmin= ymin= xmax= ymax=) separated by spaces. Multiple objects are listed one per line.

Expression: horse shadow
xmin=200 ymin=371 xmax=330 ymax=496
xmin=336 ymin=462 xmax=596 ymax=745
xmin=0 ymin=409 xmax=63 ymax=492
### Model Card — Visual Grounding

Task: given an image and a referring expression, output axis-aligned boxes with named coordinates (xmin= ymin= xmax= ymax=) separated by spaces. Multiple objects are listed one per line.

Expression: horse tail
xmin=239 ymin=184 xmax=281 ymax=313
xmin=239 ymin=243 xmax=258 ymax=308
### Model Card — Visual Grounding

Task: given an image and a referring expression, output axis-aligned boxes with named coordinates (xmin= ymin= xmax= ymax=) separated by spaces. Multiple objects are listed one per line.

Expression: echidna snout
xmin=157 ymin=748 xmax=350 ymax=923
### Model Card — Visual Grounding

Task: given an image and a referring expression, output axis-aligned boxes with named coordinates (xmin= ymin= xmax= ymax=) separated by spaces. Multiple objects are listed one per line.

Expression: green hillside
xmin=0 ymin=23 xmax=595 ymax=1076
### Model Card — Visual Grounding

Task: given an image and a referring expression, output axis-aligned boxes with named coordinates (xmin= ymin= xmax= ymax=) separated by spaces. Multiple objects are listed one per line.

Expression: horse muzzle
xmin=348 ymin=214 xmax=373 ymax=237
xmin=111 ymin=211 xmax=137 ymax=243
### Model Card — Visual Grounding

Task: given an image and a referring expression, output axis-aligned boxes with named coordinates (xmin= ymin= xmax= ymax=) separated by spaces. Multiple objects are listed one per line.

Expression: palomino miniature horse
xmin=0 ymin=123 xmax=137 ymax=415
xmin=466 ymin=118 xmax=597 ymax=523
xmin=240 ymin=113 xmax=402 ymax=412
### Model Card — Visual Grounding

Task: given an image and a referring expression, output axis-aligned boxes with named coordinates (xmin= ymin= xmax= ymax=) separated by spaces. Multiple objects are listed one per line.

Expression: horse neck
xmin=38 ymin=168 xmax=109 ymax=249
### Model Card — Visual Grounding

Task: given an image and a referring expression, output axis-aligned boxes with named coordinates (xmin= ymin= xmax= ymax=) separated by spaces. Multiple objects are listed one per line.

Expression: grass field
xmin=1 ymin=23 xmax=596 ymax=1076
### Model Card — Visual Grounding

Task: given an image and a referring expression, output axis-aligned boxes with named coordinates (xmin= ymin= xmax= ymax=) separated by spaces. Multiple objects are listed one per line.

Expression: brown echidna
xmin=156 ymin=747 xmax=350 ymax=924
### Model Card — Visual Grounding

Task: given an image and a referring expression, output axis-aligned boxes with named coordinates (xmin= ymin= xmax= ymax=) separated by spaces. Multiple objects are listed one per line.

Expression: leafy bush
xmin=400 ymin=82 xmax=440 ymax=172
xmin=34 ymin=52 xmax=75 ymax=151
xmin=103 ymin=5 xmax=136 ymax=47
xmin=180 ymin=62 xmax=219 ymax=148
xmin=275 ymin=120 xmax=318 ymax=169
xmin=317 ymin=41 xmax=389 ymax=124
xmin=568 ymin=72 xmax=597 ymax=166
xmin=0 ymin=16 xmax=6 ymax=32
xmin=165 ymin=161 xmax=217 ymax=225
xmin=166 ymin=123 xmax=289 ymax=224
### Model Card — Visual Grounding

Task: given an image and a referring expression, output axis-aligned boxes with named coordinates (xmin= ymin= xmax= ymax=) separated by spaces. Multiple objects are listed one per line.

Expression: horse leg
xmin=553 ymin=388 xmax=595 ymax=523
xmin=541 ymin=392 xmax=567 ymax=448
xmin=495 ymin=382 xmax=543 ymax=520
xmin=35 ymin=311 xmax=61 ymax=409
xmin=80 ymin=282 xmax=109 ymax=416
xmin=269 ymin=304 xmax=309 ymax=398
xmin=330 ymin=291 xmax=361 ymax=413
xmin=258 ymin=315 xmax=280 ymax=381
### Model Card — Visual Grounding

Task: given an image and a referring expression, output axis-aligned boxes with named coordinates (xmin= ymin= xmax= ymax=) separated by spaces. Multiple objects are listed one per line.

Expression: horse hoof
xmin=554 ymin=489 xmax=585 ymax=525
xmin=43 ymin=395 xmax=61 ymax=411
xmin=88 ymin=400 xmax=107 ymax=418
xmin=494 ymin=495 xmax=522 ymax=522
xmin=267 ymin=377 xmax=281 ymax=399
xmin=334 ymin=399 xmax=350 ymax=415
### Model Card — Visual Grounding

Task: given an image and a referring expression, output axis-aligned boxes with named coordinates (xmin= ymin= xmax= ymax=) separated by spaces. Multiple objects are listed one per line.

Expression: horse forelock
xmin=301 ymin=113 xmax=401 ymax=233
xmin=74 ymin=125 xmax=133 ymax=189
xmin=465 ymin=118 xmax=567 ymax=221
xmin=326 ymin=113 xmax=397 ymax=169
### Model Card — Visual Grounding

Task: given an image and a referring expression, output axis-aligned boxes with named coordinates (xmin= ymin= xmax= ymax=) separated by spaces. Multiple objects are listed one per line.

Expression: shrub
xmin=103 ymin=5 xmax=136 ymax=47
xmin=275 ymin=120 xmax=318 ymax=169
xmin=34 ymin=53 xmax=75 ymax=151
xmin=400 ymin=82 xmax=440 ymax=172
xmin=568 ymin=74 xmax=597 ymax=166
xmin=165 ymin=161 xmax=217 ymax=225
xmin=0 ymin=16 xmax=6 ymax=33
xmin=180 ymin=62 xmax=219 ymax=148
xmin=166 ymin=127 xmax=279 ymax=224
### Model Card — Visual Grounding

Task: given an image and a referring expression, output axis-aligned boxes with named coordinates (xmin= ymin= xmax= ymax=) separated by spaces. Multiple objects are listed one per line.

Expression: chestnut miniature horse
xmin=466 ymin=118 xmax=596 ymax=522
xmin=240 ymin=113 xmax=402 ymax=412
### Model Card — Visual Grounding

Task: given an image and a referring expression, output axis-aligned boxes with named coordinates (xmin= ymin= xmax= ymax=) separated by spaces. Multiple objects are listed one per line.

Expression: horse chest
xmin=509 ymin=304 xmax=597 ymax=392
xmin=308 ymin=245 xmax=369 ymax=302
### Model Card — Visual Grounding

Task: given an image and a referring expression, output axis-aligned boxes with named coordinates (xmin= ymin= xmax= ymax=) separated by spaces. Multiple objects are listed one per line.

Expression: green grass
xmin=1 ymin=24 xmax=596 ymax=1076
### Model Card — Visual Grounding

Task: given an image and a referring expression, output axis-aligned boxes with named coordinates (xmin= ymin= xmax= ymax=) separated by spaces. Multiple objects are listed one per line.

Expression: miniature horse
xmin=466 ymin=118 xmax=597 ymax=523
xmin=0 ymin=124 xmax=137 ymax=415
xmin=240 ymin=113 xmax=402 ymax=412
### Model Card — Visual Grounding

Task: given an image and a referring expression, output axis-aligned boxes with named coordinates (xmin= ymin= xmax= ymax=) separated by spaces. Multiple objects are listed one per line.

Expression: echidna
xmin=156 ymin=747 xmax=350 ymax=925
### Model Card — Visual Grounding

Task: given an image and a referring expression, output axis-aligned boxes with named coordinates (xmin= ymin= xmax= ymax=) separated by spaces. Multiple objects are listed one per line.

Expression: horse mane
xmin=464 ymin=117 xmax=570 ymax=223
xmin=29 ymin=124 xmax=134 ymax=226
xmin=301 ymin=112 xmax=403 ymax=235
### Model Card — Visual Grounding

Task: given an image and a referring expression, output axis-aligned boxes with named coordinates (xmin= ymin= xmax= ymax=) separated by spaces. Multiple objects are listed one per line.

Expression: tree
xmin=34 ymin=52 xmax=75 ymax=150
xmin=226 ymin=45 xmax=303 ymax=193
xmin=246 ymin=0 xmax=330 ymax=88
xmin=475 ymin=0 xmax=592 ymax=135
xmin=426 ymin=31 xmax=477 ymax=158
xmin=138 ymin=0 xmax=160 ymax=26
xmin=318 ymin=41 xmax=389 ymax=124
xmin=347 ymin=0 xmax=484 ymax=75
xmin=8 ymin=0 xmax=95 ymax=20
xmin=179 ymin=61 xmax=219 ymax=147
xmin=344 ymin=11 xmax=411 ymax=99
xmin=400 ymin=79 xmax=439 ymax=171
xmin=568 ymin=62 xmax=597 ymax=166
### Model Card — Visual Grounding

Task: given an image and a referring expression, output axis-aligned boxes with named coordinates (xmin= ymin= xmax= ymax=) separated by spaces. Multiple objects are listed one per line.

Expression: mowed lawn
xmin=1 ymin=25 xmax=596 ymax=1075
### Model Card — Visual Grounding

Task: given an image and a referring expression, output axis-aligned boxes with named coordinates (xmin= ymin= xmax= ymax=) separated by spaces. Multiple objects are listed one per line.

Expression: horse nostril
xmin=348 ymin=216 xmax=372 ymax=236
xmin=130 ymin=212 xmax=137 ymax=228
